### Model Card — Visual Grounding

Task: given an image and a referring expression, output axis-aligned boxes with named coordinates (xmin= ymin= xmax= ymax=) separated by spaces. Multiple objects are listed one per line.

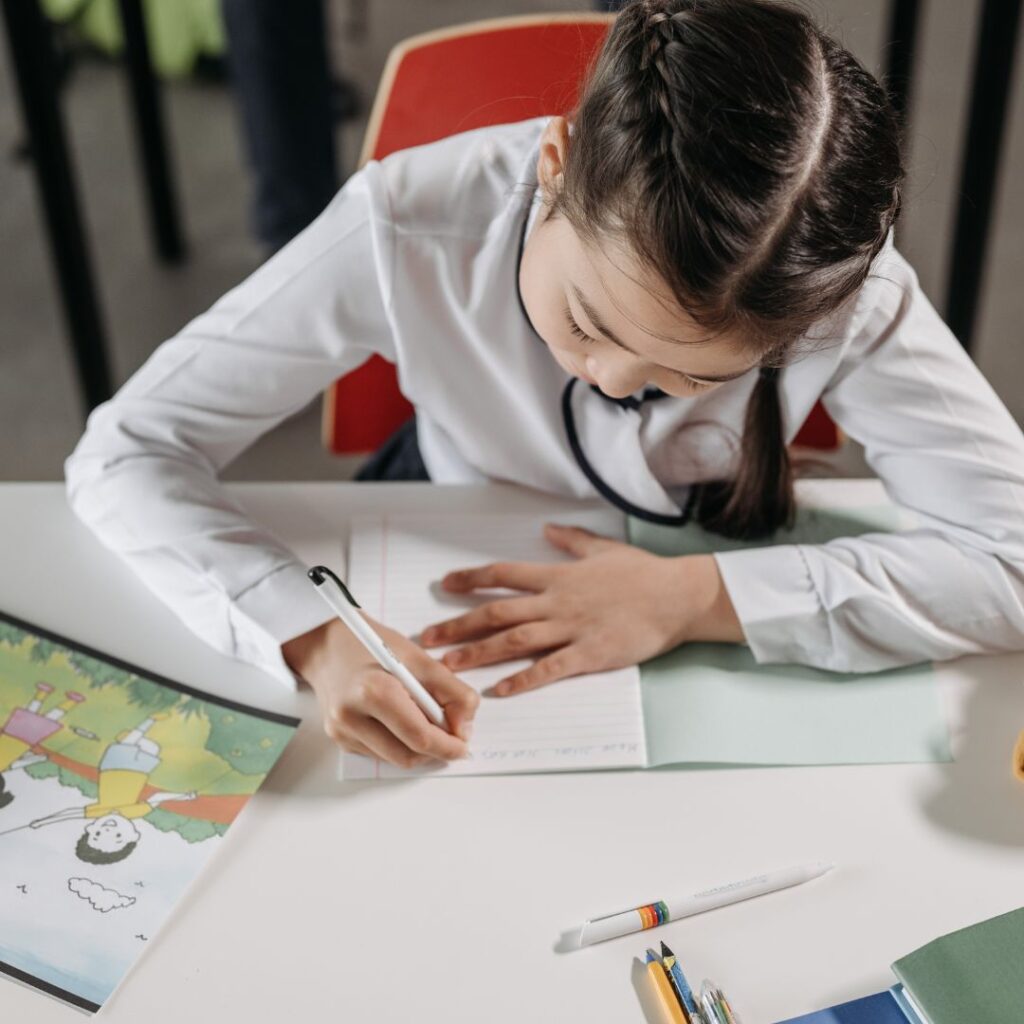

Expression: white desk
xmin=3 ymin=481 xmax=1023 ymax=1023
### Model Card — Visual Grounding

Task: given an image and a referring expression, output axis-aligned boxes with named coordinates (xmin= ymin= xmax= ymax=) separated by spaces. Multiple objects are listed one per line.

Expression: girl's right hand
xmin=282 ymin=616 xmax=480 ymax=768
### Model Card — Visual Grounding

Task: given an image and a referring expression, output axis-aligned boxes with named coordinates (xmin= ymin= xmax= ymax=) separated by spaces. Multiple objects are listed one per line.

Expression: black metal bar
xmin=944 ymin=0 xmax=1022 ymax=353
xmin=117 ymin=0 xmax=186 ymax=263
xmin=1 ymin=0 xmax=112 ymax=414
xmin=882 ymin=0 xmax=922 ymax=139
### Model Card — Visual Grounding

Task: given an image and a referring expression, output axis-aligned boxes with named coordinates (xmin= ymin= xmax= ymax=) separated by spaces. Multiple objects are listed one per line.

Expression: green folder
xmin=629 ymin=504 xmax=951 ymax=767
xmin=891 ymin=907 xmax=1024 ymax=1023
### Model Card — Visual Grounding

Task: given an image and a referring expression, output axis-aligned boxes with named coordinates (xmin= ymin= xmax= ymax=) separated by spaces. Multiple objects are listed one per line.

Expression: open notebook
xmin=339 ymin=504 xmax=949 ymax=780
xmin=342 ymin=509 xmax=647 ymax=778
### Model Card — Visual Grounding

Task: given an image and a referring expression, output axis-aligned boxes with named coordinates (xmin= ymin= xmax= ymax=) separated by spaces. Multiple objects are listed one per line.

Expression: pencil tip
xmin=660 ymin=940 xmax=673 ymax=956
xmin=645 ymin=948 xmax=659 ymax=963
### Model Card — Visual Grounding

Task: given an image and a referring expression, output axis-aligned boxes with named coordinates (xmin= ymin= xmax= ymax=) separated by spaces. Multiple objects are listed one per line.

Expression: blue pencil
xmin=660 ymin=941 xmax=702 ymax=1021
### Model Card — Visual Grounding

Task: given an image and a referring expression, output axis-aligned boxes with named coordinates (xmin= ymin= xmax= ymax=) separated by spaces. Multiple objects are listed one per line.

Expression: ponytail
xmin=693 ymin=367 xmax=794 ymax=540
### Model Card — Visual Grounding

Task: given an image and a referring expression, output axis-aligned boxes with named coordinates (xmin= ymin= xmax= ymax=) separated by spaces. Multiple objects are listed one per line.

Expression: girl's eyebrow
xmin=570 ymin=284 xmax=755 ymax=383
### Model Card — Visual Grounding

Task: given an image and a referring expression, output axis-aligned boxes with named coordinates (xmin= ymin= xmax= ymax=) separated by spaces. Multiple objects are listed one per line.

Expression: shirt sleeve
xmin=64 ymin=164 xmax=398 ymax=689
xmin=714 ymin=239 xmax=1024 ymax=672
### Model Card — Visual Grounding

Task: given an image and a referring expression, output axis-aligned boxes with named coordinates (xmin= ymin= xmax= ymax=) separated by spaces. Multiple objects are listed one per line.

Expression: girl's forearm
xmin=675 ymin=554 xmax=745 ymax=645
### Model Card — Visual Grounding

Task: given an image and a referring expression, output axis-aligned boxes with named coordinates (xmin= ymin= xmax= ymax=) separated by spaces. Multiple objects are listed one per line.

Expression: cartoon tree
xmin=0 ymin=622 xmax=27 ymax=648
xmin=146 ymin=809 xmax=228 ymax=843
xmin=27 ymin=638 xmax=183 ymax=712
xmin=1 ymin=627 xmax=141 ymax=692
xmin=26 ymin=760 xmax=97 ymax=799
xmin=200 ymin=706 xmax=293 ymax=776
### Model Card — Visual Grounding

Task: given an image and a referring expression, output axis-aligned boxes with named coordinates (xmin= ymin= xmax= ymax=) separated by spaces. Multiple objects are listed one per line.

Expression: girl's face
xmin=519 ymin=118 xmax=757 ymax=400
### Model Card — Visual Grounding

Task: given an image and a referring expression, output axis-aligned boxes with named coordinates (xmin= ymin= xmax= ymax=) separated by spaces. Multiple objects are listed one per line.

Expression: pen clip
xmin=308 ymin=565 xmax=361 ymax=608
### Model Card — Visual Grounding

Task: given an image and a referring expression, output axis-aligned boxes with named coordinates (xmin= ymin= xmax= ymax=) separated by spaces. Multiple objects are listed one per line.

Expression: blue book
xmin=776 ymin=987 xmax=925 ymax=1024
xmin=774 ymin=906 xmax=1024 ymax=1024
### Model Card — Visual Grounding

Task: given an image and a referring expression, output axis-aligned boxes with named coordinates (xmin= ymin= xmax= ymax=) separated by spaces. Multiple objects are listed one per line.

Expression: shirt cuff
xmin=713 ymin=544 xmax=834 ymax=667
xmin=230 ymin=561 xmax=336 ymax=690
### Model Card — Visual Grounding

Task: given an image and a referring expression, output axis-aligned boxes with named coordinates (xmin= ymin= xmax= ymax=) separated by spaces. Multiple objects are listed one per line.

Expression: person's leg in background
xmin=354 ymin=418 xmax=430 ymax=482
xmin=221 ymin=0 xmax=339 ymax=253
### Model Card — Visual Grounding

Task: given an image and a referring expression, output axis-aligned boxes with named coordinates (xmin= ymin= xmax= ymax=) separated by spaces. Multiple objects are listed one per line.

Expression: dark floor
xmin=1 ymin=0 xmax=1021 ymax=481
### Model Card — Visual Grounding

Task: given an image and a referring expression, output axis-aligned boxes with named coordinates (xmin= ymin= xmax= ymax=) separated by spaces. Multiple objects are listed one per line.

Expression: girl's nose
xmin=587 ymin=353 xmax=646 ymax=399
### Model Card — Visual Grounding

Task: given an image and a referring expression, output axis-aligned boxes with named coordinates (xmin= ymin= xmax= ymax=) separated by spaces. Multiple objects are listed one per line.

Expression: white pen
xmin=307 ymin=565 xmax=447 ymax=729
xmin=578 ymin=861 xmax=834 ymax=946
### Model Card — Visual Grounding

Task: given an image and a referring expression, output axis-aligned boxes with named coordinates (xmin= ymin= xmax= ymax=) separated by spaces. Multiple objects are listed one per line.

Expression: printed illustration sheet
xmin=0 ymin=612 xmax=298 ymax=1012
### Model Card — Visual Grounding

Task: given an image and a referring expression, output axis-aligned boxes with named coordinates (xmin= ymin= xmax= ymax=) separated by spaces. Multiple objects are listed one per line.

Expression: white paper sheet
xmin=339 ymin=510 xmax=646 ymax=778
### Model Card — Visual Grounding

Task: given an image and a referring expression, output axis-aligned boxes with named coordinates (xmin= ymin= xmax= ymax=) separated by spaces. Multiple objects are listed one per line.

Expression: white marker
xmin=578 ymin=862 xmax=834 ymax=946
xmin=307 ymin=565 xmax=447 ymax=729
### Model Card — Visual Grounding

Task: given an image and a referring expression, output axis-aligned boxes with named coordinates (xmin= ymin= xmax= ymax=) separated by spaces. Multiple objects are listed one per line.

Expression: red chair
xmin=321 ymin=14 xmax=839 ymax=456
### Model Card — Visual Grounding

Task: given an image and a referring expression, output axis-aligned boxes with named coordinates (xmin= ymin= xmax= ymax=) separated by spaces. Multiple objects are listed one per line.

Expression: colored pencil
xmin=660 ymin=941 xmax=701 ymax=1021
xmin=645 ymin=949 xmax=688 ymax=1024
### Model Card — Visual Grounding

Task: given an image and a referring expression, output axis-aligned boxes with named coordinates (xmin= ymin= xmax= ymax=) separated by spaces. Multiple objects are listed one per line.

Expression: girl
xmin=65 ymin=0 xmax=1024 ymax=770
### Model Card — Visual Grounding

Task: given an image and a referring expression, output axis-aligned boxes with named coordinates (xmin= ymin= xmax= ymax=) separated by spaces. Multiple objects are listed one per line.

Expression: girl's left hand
xmin=418 ymin=523 xmax=743 ymax=696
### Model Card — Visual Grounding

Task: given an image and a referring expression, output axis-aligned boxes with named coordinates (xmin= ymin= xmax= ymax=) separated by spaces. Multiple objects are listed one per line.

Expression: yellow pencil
xmin=645 ymin=949 xmax=688 ymax=1024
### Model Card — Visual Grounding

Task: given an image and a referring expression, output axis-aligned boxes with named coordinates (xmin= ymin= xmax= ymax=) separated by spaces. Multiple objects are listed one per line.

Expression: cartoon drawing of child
xmin=0 ymin=683 xmax=85 ymax=809
xmin=28 ymin=714 xmax=196 ymax=863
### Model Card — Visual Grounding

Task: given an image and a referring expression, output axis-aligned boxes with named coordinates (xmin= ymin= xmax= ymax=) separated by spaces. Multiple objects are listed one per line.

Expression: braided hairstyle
xmin=553 ymin=0 xmax=905 ymax=539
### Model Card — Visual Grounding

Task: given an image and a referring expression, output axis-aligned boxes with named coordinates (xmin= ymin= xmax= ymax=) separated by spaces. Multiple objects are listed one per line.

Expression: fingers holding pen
xmin=364 ymin=675 xmax=470 ymax=762
xmin=401 ymin=638 xmax=481 ymax=743
xmin=294 ymin=617 xmax=479 ymax=767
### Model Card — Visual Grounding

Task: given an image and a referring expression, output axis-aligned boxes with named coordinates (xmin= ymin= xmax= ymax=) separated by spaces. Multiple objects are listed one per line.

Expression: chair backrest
xmin=322 ymin=14 xmax=613 ymax=454
xmin=321 ymin=12 xmax=838 ymax=454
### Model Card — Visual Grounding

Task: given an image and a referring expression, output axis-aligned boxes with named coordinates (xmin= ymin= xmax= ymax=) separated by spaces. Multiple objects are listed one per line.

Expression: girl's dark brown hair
xmin=553 ymin=0 xmax=905 ymax=538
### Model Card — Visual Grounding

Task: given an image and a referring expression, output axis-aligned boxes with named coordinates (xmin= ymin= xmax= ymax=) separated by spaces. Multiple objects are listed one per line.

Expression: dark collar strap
xmin=561 ymin=377 xmax=698 ymax=526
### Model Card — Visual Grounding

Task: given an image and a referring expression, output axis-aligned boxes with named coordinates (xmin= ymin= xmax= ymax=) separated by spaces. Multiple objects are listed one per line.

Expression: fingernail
xmin=460 ymin=722 xmax=474 ymax=742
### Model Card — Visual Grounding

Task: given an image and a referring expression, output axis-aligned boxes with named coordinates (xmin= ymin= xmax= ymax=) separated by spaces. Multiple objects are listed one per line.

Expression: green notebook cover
xmin=891 ymin=907 xmax=1024 ymax=1023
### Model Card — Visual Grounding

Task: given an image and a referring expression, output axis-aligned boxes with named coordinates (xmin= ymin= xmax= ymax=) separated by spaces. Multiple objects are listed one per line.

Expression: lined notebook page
xmin=340 ymin=511 xmax=647 ymax=779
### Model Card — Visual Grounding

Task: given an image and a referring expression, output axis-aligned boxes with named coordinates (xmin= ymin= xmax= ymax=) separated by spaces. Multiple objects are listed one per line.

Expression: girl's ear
xmin=536 ymin=116 xmax=571 ymax=199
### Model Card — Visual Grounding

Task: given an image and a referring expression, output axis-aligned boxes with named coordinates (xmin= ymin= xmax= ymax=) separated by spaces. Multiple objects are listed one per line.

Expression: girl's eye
xmin=563 ymin=308 xmax=596 ymax=344
xmin=670 ymin=372 xmax=715 ymax=392
xmin=563 ymin=306 xmax=717 ymax=392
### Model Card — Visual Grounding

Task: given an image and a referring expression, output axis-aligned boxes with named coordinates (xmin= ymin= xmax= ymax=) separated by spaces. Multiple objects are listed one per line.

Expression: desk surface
xmin=2 ymin=481 xmax=1023 ymax=1023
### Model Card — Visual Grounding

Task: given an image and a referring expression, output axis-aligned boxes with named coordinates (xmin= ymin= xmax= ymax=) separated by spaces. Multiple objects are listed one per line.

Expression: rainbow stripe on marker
xmin=637 ymin=901 xmax=670 ymax=928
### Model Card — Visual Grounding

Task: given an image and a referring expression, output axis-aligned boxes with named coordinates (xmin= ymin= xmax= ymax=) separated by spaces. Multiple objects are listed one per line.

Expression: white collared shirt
xmin=65 ymin=116 xmax=1024 ymax=688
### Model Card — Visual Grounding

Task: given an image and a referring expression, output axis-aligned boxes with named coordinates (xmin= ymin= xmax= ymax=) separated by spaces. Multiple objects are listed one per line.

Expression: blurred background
xmin=1 ymin=0 xmax=1021 ymax=482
